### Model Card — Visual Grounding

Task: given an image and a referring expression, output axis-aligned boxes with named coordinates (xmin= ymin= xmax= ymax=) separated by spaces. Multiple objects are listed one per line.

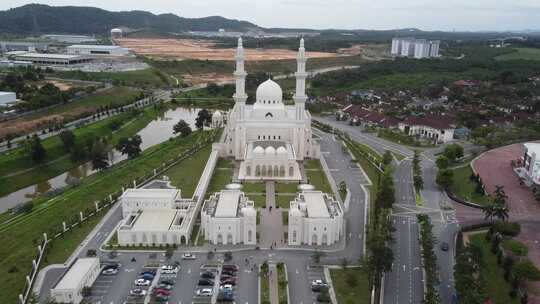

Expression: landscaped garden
xmin=330 ymin=268 xmax=370 ymax=304
xmin=449 ymin=164 xmax=490 ymax=206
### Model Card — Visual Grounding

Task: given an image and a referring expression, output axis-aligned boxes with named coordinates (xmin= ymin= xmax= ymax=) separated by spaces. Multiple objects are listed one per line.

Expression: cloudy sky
xmin=2 ymin=0 xmax=540 ymax=31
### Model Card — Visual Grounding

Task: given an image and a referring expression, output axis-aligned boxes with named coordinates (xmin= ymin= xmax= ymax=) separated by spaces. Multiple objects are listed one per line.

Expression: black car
xmin=222 ymin=265 xmax=239 ymax=272
xmin=201 ymin=271 xmax=215 ymax=279
xmin=221 ymin=270 xmax=236 ymax=276
xmin=440 ymin=242 xmax=449 ymax=251
xmin=198 ymin=279 xmax=214 ymax=286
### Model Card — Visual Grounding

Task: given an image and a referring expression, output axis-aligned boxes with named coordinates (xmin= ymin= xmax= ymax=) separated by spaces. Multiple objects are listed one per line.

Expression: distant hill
xmin=0 ymin=4 xmax=260 ymax=35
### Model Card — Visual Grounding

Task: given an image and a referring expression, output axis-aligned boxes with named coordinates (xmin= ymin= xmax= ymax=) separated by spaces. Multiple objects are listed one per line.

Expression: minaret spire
xmin=233 ymin=37 xmax=247 ymax=119
xmin=293 ymin=38 xmax=308 ymax=120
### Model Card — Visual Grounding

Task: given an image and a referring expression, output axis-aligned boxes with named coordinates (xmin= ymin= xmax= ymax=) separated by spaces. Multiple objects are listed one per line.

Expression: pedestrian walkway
xmin=259 ymin=181 xmax=284 ymax=248
xmin=269 ymin=263 xmax=279 ymax=304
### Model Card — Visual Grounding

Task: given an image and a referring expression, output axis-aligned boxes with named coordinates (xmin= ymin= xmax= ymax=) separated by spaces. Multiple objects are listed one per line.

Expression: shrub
xmin=502 ymin=239 xmax=528 ymax=256
xmin=493 ymin=222 xmax=521 ymax=237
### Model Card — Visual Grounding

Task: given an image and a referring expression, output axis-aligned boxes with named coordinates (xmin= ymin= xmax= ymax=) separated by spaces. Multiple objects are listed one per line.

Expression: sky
xmin=2 ymin=0 xmax=540 ymax=31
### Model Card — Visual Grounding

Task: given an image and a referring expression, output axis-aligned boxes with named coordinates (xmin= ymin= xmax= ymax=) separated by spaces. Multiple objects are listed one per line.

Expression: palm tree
xmin=493 ymin=203 xmax=509 ymax=222
xmin=483 ymin=203 xmax=496 ymax=223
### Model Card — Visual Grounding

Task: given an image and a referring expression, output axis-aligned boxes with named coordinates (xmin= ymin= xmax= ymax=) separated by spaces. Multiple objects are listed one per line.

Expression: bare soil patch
xmin=116 ymin=38 xmax=339 ymax=61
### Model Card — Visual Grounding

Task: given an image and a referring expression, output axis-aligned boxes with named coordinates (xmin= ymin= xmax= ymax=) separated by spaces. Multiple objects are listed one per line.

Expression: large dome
xmin=256 ymin=79 xmax=283 ymax=103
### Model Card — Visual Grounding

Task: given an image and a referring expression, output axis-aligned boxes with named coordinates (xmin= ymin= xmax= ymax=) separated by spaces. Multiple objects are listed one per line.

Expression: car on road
xmin=102 ymin=268 xmax=118 ymax=275
xmin=161 ymin=265 xmax=179 ymax=274
xmin=196 ymin=288 xmax=213 ymax=297
xmin=201 ymin=271 xmax=215 ymax=279
xmin=134 ymin=279 xmax=151 ymax=286
xmin=182 ymin=253 xmax=196 ymax=260
xmin=198 ymin=279 xmax=214 ymax=286
xmin=129 ymin=288 xmax=147 ymax=297
xmin=440 ymin=242 xmax=449 ymax=251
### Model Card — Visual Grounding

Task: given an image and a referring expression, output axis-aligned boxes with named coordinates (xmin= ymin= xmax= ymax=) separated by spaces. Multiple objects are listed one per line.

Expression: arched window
xmin=289 ymin=166 xmax=294 ymax=177
xmin=265 ymin=112 xmax=273 ymax=118
xmin=248 ymin=230 xmax=253 ymax=242
xmin=246 ymin=166 xmax=251 ymax=176
xmin=292 ymin=230 xmax=297 ymax=243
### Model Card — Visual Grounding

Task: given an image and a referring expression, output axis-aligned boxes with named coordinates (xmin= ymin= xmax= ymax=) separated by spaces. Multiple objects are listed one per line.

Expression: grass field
xmin=450 ymin=165 xmax=490 ymax=206
xmin=261 ymin=270 xmax=271 ymax=304
xmin=469 ymin=233 xmax=520 ymax=304
xmin=305 ymin=160 xmax=333 ymax=194
xmin=52 ymin=69 xmax=170 ymax=88
xmin=495 ymin=48 xmax=540 ymax=61
xmin=164 ymin=145 xmax=213 ymax=198
xmin=202 ymin=158 xmax=234 ymax=198
xmin=0 ymin=105 xmax=165 ymax=198
xmin=0 ymin=130 xmax=216 ymax=303
xmin=330 ymin=268 xmax=371 ymax=304
xmin=277 ymin=263 xmax=288 ymax=304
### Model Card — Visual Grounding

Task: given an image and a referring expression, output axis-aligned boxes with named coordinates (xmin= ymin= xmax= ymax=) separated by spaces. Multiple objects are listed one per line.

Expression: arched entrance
xmin=227 ymin=234 xmax=233 ymax=244
xmin=312 ymin=234 xmax=318 ymax=245
xmin=217 ymin=234 xmax=223 ymax=244
xmin=322 ymin=234 xmax=328 ymax=245
xmin=180 ymin=235 xmax=187 ymax=245
xmin=248 ymin=230 xmax=253 ymax=243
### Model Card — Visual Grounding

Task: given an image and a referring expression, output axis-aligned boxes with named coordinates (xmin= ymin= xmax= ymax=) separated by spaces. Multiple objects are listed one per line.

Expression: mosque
xmin=216 ymin=37 xmax=320 ymax=181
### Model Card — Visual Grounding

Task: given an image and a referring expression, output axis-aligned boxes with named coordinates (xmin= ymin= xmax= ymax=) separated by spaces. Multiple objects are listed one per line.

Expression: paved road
xmin=36 ymin=130 xmax=368 ymax=304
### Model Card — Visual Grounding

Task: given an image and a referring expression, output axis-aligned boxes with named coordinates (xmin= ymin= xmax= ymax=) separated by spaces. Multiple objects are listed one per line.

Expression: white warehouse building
xmin=201 ymin=189 xmax=257 ymax=245
xmin=288 ymin=191 xmax=344 ymax=246
xmin=67 ymin=44 xmax=129 ymax=56
xmin=0 ymin=91 xmax=17 ymax=107
xmin=50 ymin=258 xmax=100 ymax=304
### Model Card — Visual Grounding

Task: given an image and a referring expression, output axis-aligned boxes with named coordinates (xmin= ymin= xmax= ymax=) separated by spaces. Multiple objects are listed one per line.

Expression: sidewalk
xmin=269 ymin=263 xmax=279 ymax=304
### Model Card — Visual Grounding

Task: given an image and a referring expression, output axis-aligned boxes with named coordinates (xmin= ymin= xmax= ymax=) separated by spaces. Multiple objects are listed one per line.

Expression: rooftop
xmin=15 ymin=53 xmax=85 ymax=60
xmin=53 ymin=258 xmax=99 ymax=290
xmin=67 ymin=44 xmax=124 ymax=49
xmin=303 ymin=191 xmax=330 ymax=218
xmin=524 ymin=142 xmax=540 ymax=157
xmin=214 ymin=190 xmax=241 ymax=218
xmin=121 ymin=188 xmax=180 ymax=200
xmin=131 ymin=209 xmax=177 ymax=231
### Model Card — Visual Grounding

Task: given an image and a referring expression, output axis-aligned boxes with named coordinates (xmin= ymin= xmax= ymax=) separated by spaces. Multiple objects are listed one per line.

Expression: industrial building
xmin=0 ymin=41 xmax=49 ymax=53
xmin=0 ymin=92 xmax=17 ymax=107
xmin=391 ymin=37 xmax=440 ymax=59
xmin=14 ymin=53 xmax=91 ymax=65
xmin=50 ymin=258 xmax=100 ymax=304
xmin=67 ymin=45 xmax=129 ymax=56
xmin=42 ymin=34 xmax=98 ymax=43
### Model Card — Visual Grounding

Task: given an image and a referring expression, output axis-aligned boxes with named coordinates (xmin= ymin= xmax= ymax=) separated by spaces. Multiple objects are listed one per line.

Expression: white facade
xmin=398 ymin=122 xmax=454 ymax=143
xmin=288 ymin=191 xmax=343 ymax=246
xmin=120 ymin=188 xmax=180 ymax=217
xmin=392 ymin=37 xmax=440 ymax=58
xmin=111 ymin=28 xmax=123 ymax=39
xmin=212 ymin=110 xmax=225 ymax=128
xmin=67 ymin=45 xmax=129 ymax=56
xmin=50 ymin=258 xmax=100 ymax=304
xmin=523 ymin=143 xmax=540 ymax=186
xmin=217 ymin=38 xmax=320 ymax=181
xmin=0 ymin=91 xmax=16 ymax=107
xmin=414 ymin=40 xmax=431 ymax=59
xmin=200 ymin=190 xmax=257 ymax=245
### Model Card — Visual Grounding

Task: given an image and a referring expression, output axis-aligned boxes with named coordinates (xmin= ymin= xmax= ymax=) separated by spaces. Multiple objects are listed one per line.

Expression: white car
xmin=161 ymin=265 xmax=179 ymax=274
xmin=311 ymin=279 xmax=327 ymax=287
xmin=134 ymin=279 xmax=151 ymax=286
xmin=102 ymin=268 xmax=118 ymax=275
xmin=129 ymin=288 xmax=147 ymax=297
xmin=196 ymin=288 xmax=213 ymax=297
xmin=182 ymin=253 xmax=197 ymax=260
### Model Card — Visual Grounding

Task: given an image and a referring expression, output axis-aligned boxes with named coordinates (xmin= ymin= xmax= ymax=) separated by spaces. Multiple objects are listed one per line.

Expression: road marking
xmin=402 ymin=265 xmax=406 ymax=271
xmin=125 ymin=269 xmax=134 ymax=272
xmin=187 ymin=268 xmax=191 ymax=274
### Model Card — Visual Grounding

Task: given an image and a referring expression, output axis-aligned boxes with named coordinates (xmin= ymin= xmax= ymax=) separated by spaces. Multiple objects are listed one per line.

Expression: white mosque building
xmin=217 ymin=38 xmax=320 ymax=181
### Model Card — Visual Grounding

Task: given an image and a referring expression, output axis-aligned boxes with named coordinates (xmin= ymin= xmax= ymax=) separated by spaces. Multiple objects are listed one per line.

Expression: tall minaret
xmin=233 ymin=37 xmax=247 ymax=120
xmin=293 ymin=38 xmax=308 ymax=120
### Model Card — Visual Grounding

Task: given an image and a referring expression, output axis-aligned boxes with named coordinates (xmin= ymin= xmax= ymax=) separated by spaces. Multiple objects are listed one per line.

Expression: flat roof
xmin=67 ymin=44 xmax=124 ymax=49
xmin=304 ymin=192 xmax=330 ymax=218
xmin=525 ymin=143 xmax=540 ymax=156
xmin=214 ymin=191 xmax=240 ymax=218
xmin=122 ymin=188 xmax=180 ymax=200
xmin=15 ymin=53 xmax=85 ymax=60
xmin=0 ymin=91 xmax=16 ymax=96
xmin=131 ymin=209 xmax=177 ymax=231
xmin=54 ymin=258 xmax=99 ymax=290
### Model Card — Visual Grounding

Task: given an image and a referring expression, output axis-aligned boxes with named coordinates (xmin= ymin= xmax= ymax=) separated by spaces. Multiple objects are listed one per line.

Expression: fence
xmin=20 ymin=130 xmax=219 ymax=304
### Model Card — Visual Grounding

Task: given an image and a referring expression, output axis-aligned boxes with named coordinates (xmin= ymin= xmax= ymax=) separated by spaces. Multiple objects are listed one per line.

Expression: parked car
xmin=222 ymin=264 xmax=239 ymax=272
xmin=220 ymin=278 xmax=237 ymax=286
xmin=141 ymin=270 xmax=156 ymax=275
xmin=102 ymin=263 xmax=120 ymax=270
xmin=134 ymin=279 xmax=151 ymax=286
xmin=140 ymin=273 xmax=154 ymax=280
xmin=154 ymin=288 xmax=171 ymax=296
xmin=161 ymin=265 xmax=179 ymax=274
xmin=196 ymin=288 xmax=213 ymax=297
xmin=201 ymin=271 xmax=215 ymax=279
xmin=198 ymin=279 xmax=214 ymax=286
xmin=220 ymin=284 xmax=233 ymax=291
xmin=221 ymin=270 xmax=236 ymax=276
xmin=157 ymin=283 xmax=173 ymax=290
xmin=102 ymin=268 xmax=118 ymax=275
xmin=440 ymin=242 xmax=449 ymax=251
xmin=182 ymin=253 xmax=196 ymax=260
xmin=155 ymin=294 xmax=169 ymax=302
xmin=130 ymin=288 xmax=147 ymax=297
xmin=160 ymin=279 xmax=175 ymax=286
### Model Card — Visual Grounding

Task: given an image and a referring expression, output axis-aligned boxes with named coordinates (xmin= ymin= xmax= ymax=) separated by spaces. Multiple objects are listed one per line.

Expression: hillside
xmin=0 ymin=4 xmax=260 ymax=35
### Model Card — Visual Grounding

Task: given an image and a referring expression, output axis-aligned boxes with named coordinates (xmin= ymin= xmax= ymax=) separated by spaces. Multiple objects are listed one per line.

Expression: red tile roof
xmin=402 ymin=114 xmax=455 ymax=130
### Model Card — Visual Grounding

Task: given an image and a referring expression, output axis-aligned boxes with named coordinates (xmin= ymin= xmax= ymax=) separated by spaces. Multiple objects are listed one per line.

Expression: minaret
xmin=293 ymin=38 xmax=308 ymax=120
xmin=233 ymin=37 xmax=247 ymax=120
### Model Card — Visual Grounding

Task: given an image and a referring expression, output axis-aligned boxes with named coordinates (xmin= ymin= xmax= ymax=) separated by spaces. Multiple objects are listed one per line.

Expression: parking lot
xmin=307 ymin=265 xmax=327 ymax=304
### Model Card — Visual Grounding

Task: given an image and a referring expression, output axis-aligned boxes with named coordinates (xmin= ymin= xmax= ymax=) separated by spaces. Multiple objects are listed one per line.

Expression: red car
xmin=223 ymin=264 xmax=239 ymax=272
xmin=220 ymin=278 xmax=237 ymax=286
xmin=154 ymin=288 xmax=171 ymax=296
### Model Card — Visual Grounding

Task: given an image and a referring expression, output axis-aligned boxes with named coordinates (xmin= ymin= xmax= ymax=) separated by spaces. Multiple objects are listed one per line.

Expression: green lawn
xmin=261 ymin=271 xmax=271 ymax=304
xmin=276 ymin=195 xmax=295 ymax=209
xmin=242 ymin=182 xmax=266 ymax=193
xmin=495 ymin=48 xmax=540 ymax=61
xmin=203 ymin=158 xmax=234 ymax=197
xmin=52 ymin=68 xmax=170 ymax=87
xmin=469 ymin=233 xmax=520 ymax=304
xmin=450 ymin=165 xmax=490 ymax=206
xmin=282 ymin=211 xmax=288 ymax=226
xmin=275 ymin=182 xmax=299 ymax=194
xmin=0 ymin=130 xmax=217 ymax=303
xmin=164 ymin=145 xmax=213 ymax=198
xmin=277 ymin=263 xmax=288 ymax=304
xmin=305 ymin=160 xmax=333 ymax=193
xmin=251 ymin=195 xmax=266 ymax=208
xmin=0 ymin=105 xmax=165 ymax=198
xmin=330 ymin=268 xmax=370 ymax=304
